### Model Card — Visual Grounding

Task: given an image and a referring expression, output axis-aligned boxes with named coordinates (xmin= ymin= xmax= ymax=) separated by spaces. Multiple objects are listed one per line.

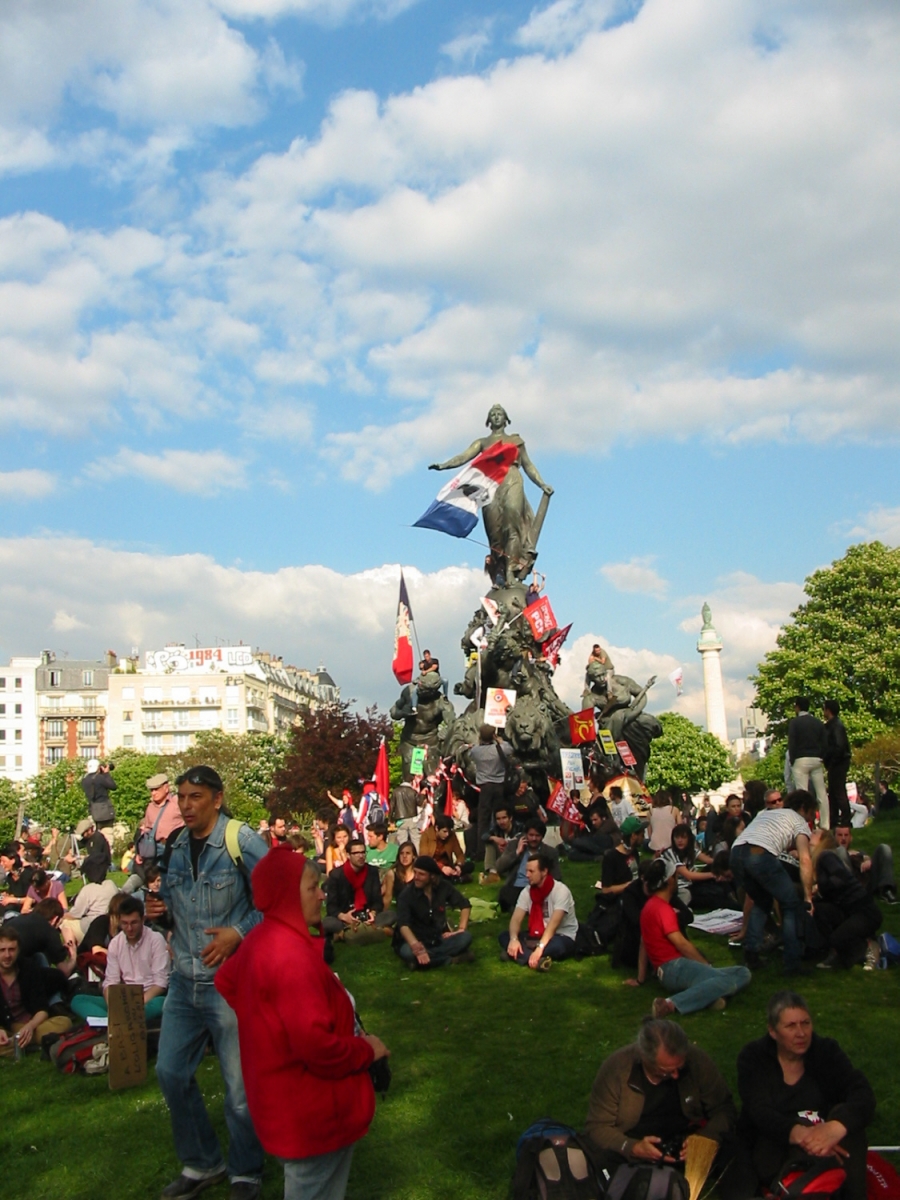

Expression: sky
xmin=2 ymin=0 xmax=900 ymax=733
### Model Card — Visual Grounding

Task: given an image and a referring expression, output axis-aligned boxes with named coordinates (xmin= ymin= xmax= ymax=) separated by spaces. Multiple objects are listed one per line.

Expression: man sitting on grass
xmin=323 ymin=838 xmax=396 ymax=942
xmin=833 ymin=824 xmax=897 ymax=904
xmin=0 ymin=923 xmax=72 ymax=1054
xmin=70 ymin=895 xmax=169 ymax=1022
xmin=628 ymin=858 xmax=751 ymax=1016
xmin=495 ymin=818 xmax=561 ymax=912
xmin=419 ymin=815 xmax=474 ymax=883
xmin=365 ymin=823 xmax=399 ymax=907
xmin=394 ymin=855 xmax=473 ymax=969
xmin=499 ymin=850 xmax=578 ymax=969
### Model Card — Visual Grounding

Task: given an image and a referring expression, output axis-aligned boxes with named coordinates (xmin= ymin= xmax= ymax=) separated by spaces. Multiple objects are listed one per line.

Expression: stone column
xmin=697 ymin=604 xmax=729 ymax=745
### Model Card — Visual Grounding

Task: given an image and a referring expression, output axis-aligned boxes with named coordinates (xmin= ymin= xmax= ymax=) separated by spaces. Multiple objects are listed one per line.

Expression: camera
xmin=658 ymin=1136 xmax=684 ymax=1161
xmin=351 ymin=909 xmax=371 ymax=922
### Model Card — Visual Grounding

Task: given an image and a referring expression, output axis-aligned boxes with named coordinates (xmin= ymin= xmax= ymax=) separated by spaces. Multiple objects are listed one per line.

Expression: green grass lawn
xmin=3 ymin=821 xmax=900 ymax=1200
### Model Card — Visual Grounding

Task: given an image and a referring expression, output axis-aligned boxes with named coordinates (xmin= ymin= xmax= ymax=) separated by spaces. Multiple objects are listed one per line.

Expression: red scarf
xmin=342 ymin=859 xmax=369 ymax=910
xmin=528 ymin=873 xmax=556 ymax=939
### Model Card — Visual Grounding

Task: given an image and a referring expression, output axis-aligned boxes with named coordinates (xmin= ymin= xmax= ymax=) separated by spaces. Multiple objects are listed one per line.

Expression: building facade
xmin=35 ymin=651 xmax=114 ymax=768
xmin=0 ymin=657 xmax=42 ymax=781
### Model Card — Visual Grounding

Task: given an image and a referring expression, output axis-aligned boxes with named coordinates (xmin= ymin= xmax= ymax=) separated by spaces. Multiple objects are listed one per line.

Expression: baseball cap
xmin=620 ymin=816 xmax=645 ymax=837
xmin=175 ymin=765 xmax=224 ymax=791
xmin=145 ymin=773 xmax=170 ymax=790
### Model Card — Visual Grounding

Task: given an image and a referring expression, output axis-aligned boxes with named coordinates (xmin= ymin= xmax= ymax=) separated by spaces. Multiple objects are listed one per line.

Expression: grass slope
xmin=3 ymin=822 xmax=899 ymax=1200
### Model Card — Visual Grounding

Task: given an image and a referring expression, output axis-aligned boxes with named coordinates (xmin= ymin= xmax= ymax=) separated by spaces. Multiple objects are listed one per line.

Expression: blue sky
xmin=1 ymin=0 xmax=899 ymax=732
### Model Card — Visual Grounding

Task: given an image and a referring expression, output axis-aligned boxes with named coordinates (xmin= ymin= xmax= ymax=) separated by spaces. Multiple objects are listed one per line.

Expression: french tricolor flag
xmin=414 ymin=442 xmax=518 ymax=538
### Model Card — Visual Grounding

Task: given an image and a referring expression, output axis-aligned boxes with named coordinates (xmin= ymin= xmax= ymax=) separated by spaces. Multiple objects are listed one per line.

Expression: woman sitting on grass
xmin=392 ymin=841 xmax=417 ymax=901
xmin=812 ymin=831 xmax=882 ymax=969
xmin=661 ymin=824 xmax=729 ymax=910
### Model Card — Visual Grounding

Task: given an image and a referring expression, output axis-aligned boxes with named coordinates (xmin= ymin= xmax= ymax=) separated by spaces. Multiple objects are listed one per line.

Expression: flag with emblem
xmin=568 ymin=708 xmax=597 ymax=746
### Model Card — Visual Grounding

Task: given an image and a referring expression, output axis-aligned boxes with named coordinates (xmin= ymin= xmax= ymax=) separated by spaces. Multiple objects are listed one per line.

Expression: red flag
xmin=541 ymin=623 xmax=572 ymax=668
xmin=568 ymin=708 xmax=597 ymax=746
xmin=374 ymin=738 xmax=390 ymax=806
xmin=523 ymin=595 xmax=557 ymax=640
xmin=392 ymin=571 xmax=414 ymax=684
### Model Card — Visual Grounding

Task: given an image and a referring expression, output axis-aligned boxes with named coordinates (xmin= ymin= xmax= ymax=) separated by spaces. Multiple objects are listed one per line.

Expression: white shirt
xmin=514 ymin=880 xmax=579 ymax=941
xmin=733 ymin=808 xmax=811 ymax=856
xmin=610 ymin=797 xmax=636 ymax=827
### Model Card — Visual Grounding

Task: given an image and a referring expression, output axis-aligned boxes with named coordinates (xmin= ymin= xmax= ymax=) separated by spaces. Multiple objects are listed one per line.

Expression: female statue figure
xmin=429 ymin=405 xmax=553 ymax=580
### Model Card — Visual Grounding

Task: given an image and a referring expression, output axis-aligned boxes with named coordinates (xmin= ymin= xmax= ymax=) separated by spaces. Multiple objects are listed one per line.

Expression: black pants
xmin=499 ymin=881 xmax=524 ymax=913
xmin=814 ymin=900 xmax=881 ymax=966
xmin=476 ymin=782 xmax=506 ymax=861
xmin=827 ymin=763 xmax=851 ymax=829
xmin=567 ymin=832 xmax=614 ymax=862
xmin=720 ymin=1129 xmax=867 ymax=1200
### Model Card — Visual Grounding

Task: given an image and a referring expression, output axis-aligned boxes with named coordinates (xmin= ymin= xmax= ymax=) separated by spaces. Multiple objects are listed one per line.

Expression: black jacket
xmin=788 ymin=713 xmax=826 ymax=764
xmin=395 ymin=878 xmax=470 ymax=947
xmin=815 ymin=851 xmax=870 ymax=913
xmin=0 ymin=958 xmax=67 ymax=1029
xmin=325 ymin=863 xmax=384 ymax=917
xmin=82 ymin=771 xmax=117 ymax=822
xmin=737 ymin=1032 xmax=875 ymax=1143
xmin=5 ymin=914 xmax=68 ymax=965
xmin=496 ymin=839 xmax=561 ymax=887
xmin=823 ymin=717 xmax=851 ymax=769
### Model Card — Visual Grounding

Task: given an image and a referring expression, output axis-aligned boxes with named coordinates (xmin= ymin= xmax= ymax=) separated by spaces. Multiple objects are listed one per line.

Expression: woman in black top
xmin=812 ymin=832 xmax=882 ymax=968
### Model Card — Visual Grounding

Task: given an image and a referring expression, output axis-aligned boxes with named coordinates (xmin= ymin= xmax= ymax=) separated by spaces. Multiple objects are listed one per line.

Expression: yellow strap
xmin=224 ymin=818 xmax=243 ymax=867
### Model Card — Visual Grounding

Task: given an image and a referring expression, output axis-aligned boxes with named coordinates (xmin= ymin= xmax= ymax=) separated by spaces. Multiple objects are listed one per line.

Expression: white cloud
xmin=517 ymin=0 xmax=622 ymax=52
xmin=0 ymin=469 xmax=56 ymax=499
xmin=86 ymin=448 xmax=248 ymax=496
xmin=841 ymin=505 xmax=900 ymax=547
xmin=441 ymin=24 xmax=494 ymax=67
xmin=0 ymin=535 xmax=482 ymax=710
xmin=239 ymin=402 xmax=314 ymax=442
xmin=600 ymin=556 xmax=668 ymax=597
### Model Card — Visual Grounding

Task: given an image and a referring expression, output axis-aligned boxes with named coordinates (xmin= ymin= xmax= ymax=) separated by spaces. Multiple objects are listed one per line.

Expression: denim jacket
xmin=160 ymin=812 xmax=268 ymax=984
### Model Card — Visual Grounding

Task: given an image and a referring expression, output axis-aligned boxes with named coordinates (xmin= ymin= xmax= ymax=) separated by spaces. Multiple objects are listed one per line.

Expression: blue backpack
xmin=512 ymin=1119 xmax=603 ymax=1200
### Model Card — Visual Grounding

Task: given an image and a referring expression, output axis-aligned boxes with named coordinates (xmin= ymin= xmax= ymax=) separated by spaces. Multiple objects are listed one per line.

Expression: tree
xmin=644 ymin=712 xmax=734 ymax=795
xmin=0 ymin=778 xmax=21 ymax=844
xmin=752 ymin=542 xmax=900 ymax=745
xmin=166 ymin=730 xmax=288 ymax=827
xmin=270 ymin=703 xmax=393 ymax=818
xmin=851 ymin=728 xmax=900 ymax=789
xmin=738 ymin=739 xmax=787 ymax=790
xmin=27 ymin=759 xmax=90 ymax=832
xmin=101 ymin=749 xmax=163 ymax=829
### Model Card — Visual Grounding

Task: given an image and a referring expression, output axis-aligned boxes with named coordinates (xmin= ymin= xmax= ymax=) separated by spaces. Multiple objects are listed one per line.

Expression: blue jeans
xmin=282 ymin=1144 xmax=355 ymax=1200
xmin=397 ymin=930 xmax=473 ymax=968
xmin=155 ymin=971 xmax=263 ymax=1181
xmin=498 ymin=931 xmax=576 ymax=963
xmin=657 ymin=957 xmax=751 ymax=1014
xmin=732 ymin=844 xmax=805 ymax=970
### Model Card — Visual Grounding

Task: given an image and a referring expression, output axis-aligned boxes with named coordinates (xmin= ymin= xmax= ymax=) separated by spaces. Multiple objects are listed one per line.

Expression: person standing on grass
xmin=149 ymin=766 xmax=268 ymax=1200
xmin=217 ymin=845 xmax=389 ymax=1200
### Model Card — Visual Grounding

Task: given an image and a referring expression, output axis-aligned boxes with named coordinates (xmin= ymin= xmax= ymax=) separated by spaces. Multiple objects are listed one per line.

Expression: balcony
xmin=140 ymin=698 xmax=221 ymax=708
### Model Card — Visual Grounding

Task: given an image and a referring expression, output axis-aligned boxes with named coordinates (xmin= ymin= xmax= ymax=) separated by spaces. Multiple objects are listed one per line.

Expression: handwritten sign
xmin=485 ymin=688 xmax=516 ymax=729
xmin=559 ymin=748 xmax=585 ymax=792
xmin=616 ymin=741 xmax=637 ymax=768
xmin=107 ymin=983 xmax=147 ymax=1091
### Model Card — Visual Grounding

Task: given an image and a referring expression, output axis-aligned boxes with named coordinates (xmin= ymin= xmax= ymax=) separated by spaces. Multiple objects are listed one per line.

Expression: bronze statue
xmin=429 ymin=404 xmax=553 ymax=582
xmin=584 ymin=671 xmax=662 ymax=780
xmin=390 ymin=670 xmax=456 ymax=782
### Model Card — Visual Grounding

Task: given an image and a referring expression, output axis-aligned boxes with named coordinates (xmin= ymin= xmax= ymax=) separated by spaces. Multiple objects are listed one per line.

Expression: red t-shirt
xmin=640 ymin=894 xmax=682 ymax=969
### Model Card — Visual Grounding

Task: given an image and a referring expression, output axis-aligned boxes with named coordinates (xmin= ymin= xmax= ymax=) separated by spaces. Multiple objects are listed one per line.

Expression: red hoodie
xmin=215 ymin=846 xmax=375 ymax=1159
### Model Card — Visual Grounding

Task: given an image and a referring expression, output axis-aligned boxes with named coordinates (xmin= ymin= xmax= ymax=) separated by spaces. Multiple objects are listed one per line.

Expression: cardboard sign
xmin=106 ymin=983 xmax=147 ymax=1091
xmin=616 ymin=741 xmax=637 ymax=768
xmin=485 ymin=687 xmax=516 ymax=728
xmin=598 ymin=729 xmax=618 ymax=757
xmin=409 ymin=746 xmax=427 ymax=776
xmin=559 ymin=747 xmax=585 ymax=792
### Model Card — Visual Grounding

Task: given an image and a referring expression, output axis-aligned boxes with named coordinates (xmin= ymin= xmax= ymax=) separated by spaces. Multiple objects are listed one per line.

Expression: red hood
xmin=251 ymin=844 xmax=314 ymax=941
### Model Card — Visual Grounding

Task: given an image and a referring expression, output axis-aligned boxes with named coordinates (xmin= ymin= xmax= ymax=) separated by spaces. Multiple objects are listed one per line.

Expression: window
xmin=82 ymin=670 xmax=94 ymax=687
xmin=145 ymin=734 xmax=162 ymax=753
xmin=199 ymin=710 xmax=219 ymax=730
xmin=0 ymin=705 xmax=4 ymax=715
xmin=49 ymin=671 xmax=61 ymax=687
xmin=173 ymin=733 xmax=191 ymax=752
xmin=123 ymin=735 xmax=134 ymax=747
xmin=14 ymin=730 xmax=21 ymax=742
xmin=14 ymin=678 xmax=21 ymax=689
xmin=46 ymin=719 xmax=66 ymax=738
xmin=143 ymin=687 xmax=163 ymax=702
xmin=45 ymin=696 xmax=61 ymax=710
xmin=122 ymin=686 xmax=135 ymax=700
xmin=46 ymin=746 xmax=64 ymax=764
xmin=0 ymin=757 xmax=4 ymax=768
xmin=14 ymin=704 xmax=21 ymax=715
xmin=80 ymin=746 xmax=93 ymax=760
xmin=14 ymin=757 xmax=21 ymax=769
xmin=171 ymin=686 xmax=190 ymax=703
xmin=80 ymin=719 xmax=98 ymax=738
xmin=0 ymin=678 xmax=5 ymax=688
xmin=198 ymin=686 xmax=219 ymax=705
xmin=174 ymin=709 xmax=189 ymax=728
xmin=0 ymin=731 xmax=5 ymax=741
xmin=225 ymin=685 xmax=240 ymax=703
xmin=82 ymin=697 xmax=96 ymax=711
xmin=226 ymin=708 xmax=239 ymax=730
xmin=123 ymin=710 xmax=133 ymax=723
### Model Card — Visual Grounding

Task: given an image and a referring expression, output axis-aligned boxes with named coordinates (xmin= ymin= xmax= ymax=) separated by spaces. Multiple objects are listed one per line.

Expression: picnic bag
xmin=512 ymin=1119 xmax=603 ymax=1200
xmin=49 ymin=1026 xmax=110 ymax=1074
xmin=770 ymin=1155 xmax=847 ymax=1200
xmin=605 ymin=1163 xmax=689 ymax=1200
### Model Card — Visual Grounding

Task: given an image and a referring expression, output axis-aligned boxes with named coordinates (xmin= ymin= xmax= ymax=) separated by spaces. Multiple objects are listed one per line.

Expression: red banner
xmin=569 ymin=708 xmax=597 ymax=746
xmin=523 ymin=596 xmax=557 ymax=640
xmin=541 ymin=623 xmax=571 ymax=668
xmin=546 ymin=778 xmax=585 ymax=827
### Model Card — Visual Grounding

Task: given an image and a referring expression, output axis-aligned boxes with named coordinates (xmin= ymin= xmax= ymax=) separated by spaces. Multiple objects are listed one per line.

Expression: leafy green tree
xmin=166 ymin=730 xmax=287 ymax=827
xmin=644 ymin=712 xmax=734 ymax=795
xmin=27 ymin=759 xmax=90 ymax=832
xmin=0 ymin=778 xmax=22 ymax=844
xmin=270 ymin=703 xmax=392 ymax=818
xmin=852 ymin=728 xmax=900 ymax=789
xmin=738 ymin=739 xmax=787 ymax=790
xmin=102 ymin=749 xmax=163 ymax=829
xmin=752 ymin=541 xmax=900 ymax=745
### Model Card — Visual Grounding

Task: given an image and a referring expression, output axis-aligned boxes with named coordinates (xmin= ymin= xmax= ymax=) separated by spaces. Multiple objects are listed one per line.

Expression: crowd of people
xmin=0 ymin=703 xmax=895 ymax=1200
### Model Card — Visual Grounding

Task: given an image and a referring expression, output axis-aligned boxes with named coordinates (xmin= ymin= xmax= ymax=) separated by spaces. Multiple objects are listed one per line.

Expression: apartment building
xmin=0 ymin=657 xmax=41 ymax=781
xmin=35 ymin=651 xmax=114 ymax=768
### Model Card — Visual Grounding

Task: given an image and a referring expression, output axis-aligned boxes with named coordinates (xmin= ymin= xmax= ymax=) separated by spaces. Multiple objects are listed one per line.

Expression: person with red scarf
xmin=322 ymin=838 xmax=396 ymax=942
xmin=499 ymin=849 xmax=579 ymax=969
xmin=216 ymin=846 xmax=389 ymax=1200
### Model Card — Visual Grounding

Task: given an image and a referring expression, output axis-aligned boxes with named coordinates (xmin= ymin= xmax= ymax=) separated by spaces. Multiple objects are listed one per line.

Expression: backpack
xmin=576 ymin=898 xmax=622 ymax=957
xmin=512 ymin=1120 xmax=603 ymax=1200
xmin=606 ymin=1164 xmax=689 ymax=1200
xmin=770 ymin=1156 xmax=847 ymax=1200
xmin=877 ymin=932 xmax=900 ymax=966
xmin=50 ymin=1026 xmax=110 ymax=1074
xmin=866 ymin=1152 xmax=900 ymax=1200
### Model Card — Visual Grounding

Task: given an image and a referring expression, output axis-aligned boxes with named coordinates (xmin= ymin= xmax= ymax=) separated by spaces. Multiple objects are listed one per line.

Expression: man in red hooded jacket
xmin=216 ymin=846 xmax=389 ymax=1200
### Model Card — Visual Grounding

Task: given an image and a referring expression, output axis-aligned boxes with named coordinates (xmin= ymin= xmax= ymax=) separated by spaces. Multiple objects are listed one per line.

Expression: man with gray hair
xmin=583 ymin=1017 xmax=736 ymax=1178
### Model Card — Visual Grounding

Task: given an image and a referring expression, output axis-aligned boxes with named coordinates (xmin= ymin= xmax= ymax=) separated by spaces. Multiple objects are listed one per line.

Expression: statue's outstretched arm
xmin=517 ymin=442 xmax=554 ymax=495
xmin=429 ymin=438 xmax=484 ymax=471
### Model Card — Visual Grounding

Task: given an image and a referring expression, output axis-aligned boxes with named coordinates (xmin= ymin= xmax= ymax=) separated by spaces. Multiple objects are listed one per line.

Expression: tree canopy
xmin=644 ymin=712 xmax=733 ymax=794
xmin=168 ymin=730 xmax=287 ymax=827
xmin=752 ymin=541 xmax=900 ymax=744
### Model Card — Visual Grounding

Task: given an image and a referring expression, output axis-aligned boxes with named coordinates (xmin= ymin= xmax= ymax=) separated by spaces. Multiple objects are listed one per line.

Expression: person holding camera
xmin=583 ymin=1018 xmax=736 ymax=1180
xmin=323 ymin=838 xmax=396 ymax=942
xmin=81 ymin=759 xmax=117 ymax=831
xmin=217 ymin=844 xmax=389 ymax=1200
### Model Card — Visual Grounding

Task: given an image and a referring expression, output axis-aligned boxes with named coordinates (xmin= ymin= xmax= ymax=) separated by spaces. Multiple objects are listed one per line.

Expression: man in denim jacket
xmin=151 ymin=766 xmax=268 ymax=1200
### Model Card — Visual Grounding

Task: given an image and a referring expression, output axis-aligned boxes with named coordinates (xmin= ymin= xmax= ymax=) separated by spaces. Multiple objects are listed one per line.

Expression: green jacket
xmin=584 ymin=1043 xmax=736 ymax=1158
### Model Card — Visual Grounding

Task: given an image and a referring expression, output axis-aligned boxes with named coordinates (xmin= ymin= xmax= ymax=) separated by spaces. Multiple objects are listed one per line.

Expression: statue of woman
xmin=429 ymin=405 xmax=553 ymax=579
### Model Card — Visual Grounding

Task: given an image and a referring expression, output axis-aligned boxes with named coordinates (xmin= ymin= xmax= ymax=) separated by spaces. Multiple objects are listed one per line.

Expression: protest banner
xmin=616 ymin=741 xmax=637 ymax=768
xmin=569 ymin=708 xmax=597 ymax=746
xmin=559 ymin=747 xmax=585 ymax=792
xmin=485 ymin=687 xmax=516 ymax=728
xmin=106 ymin=983 xmax=147 ymax=1091
xmin=598 ymin=728 xmax=618 ymax=757
xmin=523 ymin=596 xmax=557 ymax=640
xmin=409 ymin=746 xmax=426 ymax=776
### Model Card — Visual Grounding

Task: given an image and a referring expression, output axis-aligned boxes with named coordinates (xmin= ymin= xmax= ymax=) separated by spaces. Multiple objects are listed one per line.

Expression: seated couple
xmin=499 ymin=850 xmax=578 ymax=969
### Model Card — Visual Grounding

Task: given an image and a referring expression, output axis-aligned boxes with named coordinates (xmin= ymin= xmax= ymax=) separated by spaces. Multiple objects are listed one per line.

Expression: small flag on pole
xmin=414 ymin=443 xmax=519 ymax=538
xmin=374 ymin=737 xmax=390 ymax=807
xmin=668 ymin=666 xmax=683 ymax=697
xmin=541 ymin=623 xmax=572 ymax=668
xmin=392 ymin=572 xmax=414 ymax=685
